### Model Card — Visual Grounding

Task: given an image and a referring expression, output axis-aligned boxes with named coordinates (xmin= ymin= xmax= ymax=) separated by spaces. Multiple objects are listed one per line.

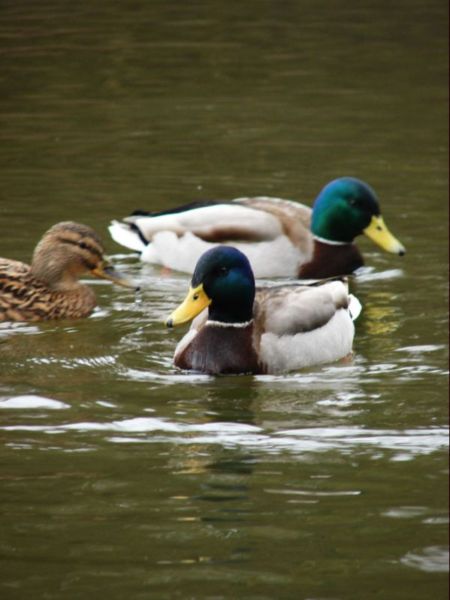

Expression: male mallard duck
xmin=110 ymin=177 xmax=405 ymax=279
xmin=0 ymin=221 xmax=135 ymax=322
xmin=166 ymin=246 xmax=362 ymax=374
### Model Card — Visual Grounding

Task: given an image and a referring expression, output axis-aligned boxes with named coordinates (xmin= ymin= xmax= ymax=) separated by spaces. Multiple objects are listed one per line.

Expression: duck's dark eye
xmin=193 ymin=294 xmax=199 ymax=301
xmin=219 ymin=266 xmax=229 ymax=276
xmin=348 ymin=197 xmax=358 ymax=207
xmin=79 ymin=241 xmax=89 ymax=250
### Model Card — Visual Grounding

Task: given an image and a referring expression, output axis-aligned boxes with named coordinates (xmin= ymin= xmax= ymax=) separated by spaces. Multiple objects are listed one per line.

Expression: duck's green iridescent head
xmin=166 ymin=246 xmax=255 ymax=327
xmin=311 ymin=177 xmax=405 ymax=254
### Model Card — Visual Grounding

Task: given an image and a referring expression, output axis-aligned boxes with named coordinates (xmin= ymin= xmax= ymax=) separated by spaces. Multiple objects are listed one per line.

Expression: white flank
xmin=259 ymin=309 xmax=355 ymax=373
xmin=141 ymin=230 xmax=303 ymax=277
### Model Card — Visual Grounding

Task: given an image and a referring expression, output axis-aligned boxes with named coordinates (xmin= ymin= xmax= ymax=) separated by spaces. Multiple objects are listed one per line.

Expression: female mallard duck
xmin=110 ymin=177 xmax=405 ymax=279
xmin=166 ymin=246 xmax=362 ymax=374
xmin=0 ymin=221 xmax=135 ymax=322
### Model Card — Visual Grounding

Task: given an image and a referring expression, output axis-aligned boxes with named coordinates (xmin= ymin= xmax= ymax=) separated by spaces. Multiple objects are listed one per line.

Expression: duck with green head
xmin=166 ymin=245 xmax=362 ymax=375
xmin=110 ymin=177 xmax=405 ymax=279
xmin=302 ymin=177 xmax=405 ymax=278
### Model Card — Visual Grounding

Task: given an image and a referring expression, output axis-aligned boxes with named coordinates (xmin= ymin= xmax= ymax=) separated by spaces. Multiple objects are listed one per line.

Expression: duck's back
xmin=235 ymin=196 xmax=312 ymax=253
xmin=254 ymin=280 xmax=356 ymax=372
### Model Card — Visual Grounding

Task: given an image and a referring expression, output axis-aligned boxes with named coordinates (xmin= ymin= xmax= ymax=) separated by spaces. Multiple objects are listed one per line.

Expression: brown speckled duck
xmin=0 ymin=221 xmax=135 ymax=322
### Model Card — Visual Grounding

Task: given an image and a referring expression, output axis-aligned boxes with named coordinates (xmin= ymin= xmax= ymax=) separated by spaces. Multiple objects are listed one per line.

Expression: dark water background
xmin=0 ymin=1 xmax=448 ymax=598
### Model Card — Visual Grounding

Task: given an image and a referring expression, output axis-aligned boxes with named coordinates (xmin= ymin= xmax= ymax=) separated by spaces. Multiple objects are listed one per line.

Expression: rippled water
xmin=0 ymin=1 xmax=448 ymax=599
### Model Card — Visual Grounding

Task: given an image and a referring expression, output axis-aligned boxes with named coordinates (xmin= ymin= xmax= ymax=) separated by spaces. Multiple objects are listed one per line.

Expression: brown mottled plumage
xmin=0 ymin=221 xmax=134 ymax=322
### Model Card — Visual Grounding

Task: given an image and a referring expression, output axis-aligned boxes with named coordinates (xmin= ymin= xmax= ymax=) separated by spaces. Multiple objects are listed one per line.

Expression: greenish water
xmin=0 ymin=1 xmax=448 ymax=599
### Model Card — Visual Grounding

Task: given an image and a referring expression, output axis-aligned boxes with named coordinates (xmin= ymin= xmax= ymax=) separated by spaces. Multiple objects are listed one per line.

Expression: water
xmin=0 ymin=1 xmax=448 ymax=598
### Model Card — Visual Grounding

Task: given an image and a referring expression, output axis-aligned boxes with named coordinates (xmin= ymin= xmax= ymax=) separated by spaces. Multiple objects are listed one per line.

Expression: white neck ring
xmin=205 ymin=319 xmax=253 ymax=329
xmin=313 ymin=235 xmax=350 ymax=246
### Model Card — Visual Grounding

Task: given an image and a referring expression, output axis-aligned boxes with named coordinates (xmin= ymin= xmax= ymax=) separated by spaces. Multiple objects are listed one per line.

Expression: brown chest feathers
xmin=299 ymin=240 xmax=364 ymax=279
xmin=175 ymin=322 xmax=263 ymax=375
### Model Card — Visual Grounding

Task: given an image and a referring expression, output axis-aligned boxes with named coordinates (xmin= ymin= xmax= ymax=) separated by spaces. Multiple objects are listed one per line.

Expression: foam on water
xmin=0 ymin=395 xmax=70 ymax=410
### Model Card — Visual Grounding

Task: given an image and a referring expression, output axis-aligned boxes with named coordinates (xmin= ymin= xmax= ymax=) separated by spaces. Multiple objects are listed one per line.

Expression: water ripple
xmin=401 ymin=545 xmax=449 ymax=573
xmin=28 ymin=355 xmax=117 ymax=369
xmin=355 ymin=267 xmax=405 ymax=282
xmin=3 ymin=417 xmax=448 ymax=459
xmin=0 ymin=395 xmax=70 ymax=410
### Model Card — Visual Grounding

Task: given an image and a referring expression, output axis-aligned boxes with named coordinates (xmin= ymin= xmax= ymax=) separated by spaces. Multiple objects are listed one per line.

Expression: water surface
xmin=0 ymin=1 xmax=448 ymax=599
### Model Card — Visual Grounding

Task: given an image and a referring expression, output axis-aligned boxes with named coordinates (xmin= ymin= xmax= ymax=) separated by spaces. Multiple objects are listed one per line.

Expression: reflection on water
xmin=0 ymin=395 xmax=70 ymax=410
xmin=401 ymin=546 xmax=450 ymax=574
xmin=2 ymin=394 xmax=448 ymax=462
xmin=363 ymin=293 xmax=402 ymax=337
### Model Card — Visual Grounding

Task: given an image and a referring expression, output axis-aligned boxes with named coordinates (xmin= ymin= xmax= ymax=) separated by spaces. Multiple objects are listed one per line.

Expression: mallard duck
xmin=0 ymin=221 xmax=135 ymax=322
xmin=110 ymin=177 xmax=405 ymax=279
xmin=166 ymin=246 xmax=362 ymax=374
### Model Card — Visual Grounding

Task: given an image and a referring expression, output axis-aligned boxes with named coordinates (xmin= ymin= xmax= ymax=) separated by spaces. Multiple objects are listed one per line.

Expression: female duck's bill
xmin=166 ymin=246 xmax=361 ymax=375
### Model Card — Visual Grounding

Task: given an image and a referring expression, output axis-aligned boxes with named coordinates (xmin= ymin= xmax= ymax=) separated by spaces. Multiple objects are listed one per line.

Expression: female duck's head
xmin=167 ymin=246 xmax=255 ymax=327
xmin=31 ymin=221 xmax=137 ymax=290
xmin=311 ymin=177 xmax=405 ymax=254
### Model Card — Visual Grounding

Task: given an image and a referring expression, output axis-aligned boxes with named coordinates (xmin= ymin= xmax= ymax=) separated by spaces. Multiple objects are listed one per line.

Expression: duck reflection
xmin=164 ymin=383 xmax=259 ymax=479
xmin=349 ymin=281 xmax=404 ymax=361
xmin=202 ymin=380 xmax=258 ymax=425
xmin=362 ymin=291 xmax=402 ymax=337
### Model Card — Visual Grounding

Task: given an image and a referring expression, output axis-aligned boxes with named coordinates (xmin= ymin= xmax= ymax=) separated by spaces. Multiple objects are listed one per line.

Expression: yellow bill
xmin=363 ymin=215 xmax=406 ymax=255
xmin=166 ymin=283 xmax=211 ymax=327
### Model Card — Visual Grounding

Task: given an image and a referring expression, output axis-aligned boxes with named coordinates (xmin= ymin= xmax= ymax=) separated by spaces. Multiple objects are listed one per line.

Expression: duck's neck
xmin=298 ymin=239 xmax=363 ymax=279
xmin=31 ymin=261 xmax=84 ymax=291
xmin=208 ymin=299 xmax=254 ymax=324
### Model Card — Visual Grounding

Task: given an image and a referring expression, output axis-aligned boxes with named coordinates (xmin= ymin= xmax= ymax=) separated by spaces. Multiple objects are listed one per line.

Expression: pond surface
xmin=0 ymin=1 xmax=448 ymax=598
